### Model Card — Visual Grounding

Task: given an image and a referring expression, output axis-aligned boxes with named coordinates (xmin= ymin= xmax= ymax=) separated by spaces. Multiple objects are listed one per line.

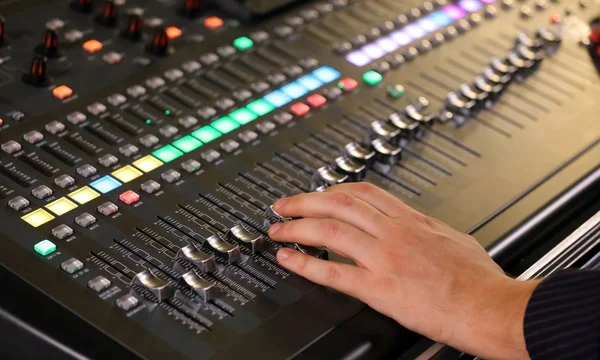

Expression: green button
xmin=233 ymin=36 xmax=254 ymax=51
xmin=211 ymin=117 xmax=239 ymax=134
xmin=192 ymin=126 xmax=222 ymax=143
xmin=172 ymin=135 xmax=203 ymax=153
xmin=34 ymin=240 xmax=56 ymax=257
xmin=230 ymin=108 xmax=258 ymax=125
xmin=247 ymin=99 xmax=275 ymax=116
xmin=363 ymin=70 xmax=383 ymax=86
xmin=153 ymin=145 xmax=184 ymax=163
xmin=387 ymin=84 xmax=405 ymax=98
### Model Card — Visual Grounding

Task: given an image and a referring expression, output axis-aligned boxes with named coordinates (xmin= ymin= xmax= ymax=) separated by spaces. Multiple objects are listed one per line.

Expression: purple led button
xmin=404 ymin=24 xmax=426 ymax=39
xmin=417 ymin=18 xmax=439 ymax=32
xmin=390 ymin=30 xmax=412 ymax=46
xmin=375 ymin=37 xmax=400 ymax=53
xmin=480 ymin=0 xmax=496 ymax=3
xmin=459 ymin=0 xmax=482 ymax=12
xmin=362 ymin=43 xmax=386 ymax=60
xmin=346 ymin=51 xmax=371 ymax=67
xmin=443 ymin=5 xmax=467 ymax=20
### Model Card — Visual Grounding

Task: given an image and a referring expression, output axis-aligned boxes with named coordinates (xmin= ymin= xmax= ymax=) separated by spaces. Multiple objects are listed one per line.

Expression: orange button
xmin=52 ymin=85 xmax=73 ymax=100
xmin=166 ymin=26 xmax=182 ymax=39
xmin=83 ymin=39 xmax=103 ymax=54
xmin=204 ymin=16 xmax=224 ymax=30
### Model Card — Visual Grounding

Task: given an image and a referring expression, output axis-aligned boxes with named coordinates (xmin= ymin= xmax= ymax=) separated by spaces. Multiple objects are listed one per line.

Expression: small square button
xmin=34 ymin=240 xmax=56 ymax=256
xmin=290 ymin=102 xmax=310 ymax=117
xmin=83 ymin=39 xmax=103 ymax=54
xmin=307 ymin=94 xmax=327 ymax=108
xmin=119 ymin=190 xmax=140 ymax=205
xmin=53 ymin=85 xmax=74 ymax=100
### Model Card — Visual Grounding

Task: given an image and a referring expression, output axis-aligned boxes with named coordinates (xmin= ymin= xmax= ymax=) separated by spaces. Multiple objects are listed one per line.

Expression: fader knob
xmin=35 ymin=29 xmax=61 ymax=58
xmin=146 ymin=27 xmax=171 ymax=56
xmin=71 ymin=0 xmax=94 ymax=13
xmin=371 ymin=138 xmax=402 ymax=166
xmin=121 ymin=13 xmax=143 ymax=41
xmin=334 ymin=156 xmax=367 ymax=182
xmin=311 ymin=165 xmax=348 ymax=191
xmin=22 ymin=56 xmax=52 ymax=87
xmin=180 ymin=0 xmax=203 ymax=18
xmin=96 ymin=0 xmax=118 ymax=27
xmin=344 ymin=142 xmax=376 ymax=166
xmin=0 ymin=15 xmax=7 ymax=46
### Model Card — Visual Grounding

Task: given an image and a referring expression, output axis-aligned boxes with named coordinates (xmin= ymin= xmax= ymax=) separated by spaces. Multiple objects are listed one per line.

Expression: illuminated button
xmin=363 ymin=70 xmax=383 ymax=86
xmin=230 ymin=108 xmax=258 ymax=125
xmin=233 ymin=36 xmax=253 ymax=51
xmin=172 ymin=135 xmax=203 ymax=153
xmin=166 ymin=26 xmax=182 ymax=39
xmin=338 ymin=77 xmax=358 ymax=91
xmin=74 ymin=213 xmax=96 ymax=228
xmin=112 ymin=165 xmax=143 ymax=183
xmin=90 ymin=175 xmax=122 ymax=193
xmin=297 ymin=75 xmax=323 ymax=91
xmin=34 ymin=240 xmax=56 ymax=256
xmin=211 ymin=117 xmax=239 ymax=134
xmin=140 ymin=180 xmax=161 ymax=194
xmin=192 ymin=126 xmax=221 ymax=143
xmin=153 ymin=145 xmax=183 ymax=163
xmin=22 ymin=209 xmax=55 ymax=228
xmin=46 ymin=198 xmax=78 ymax=216
xmin=281 ymin=82 xmax=309 ymax=99
xmin=247 ymin=99 xmax=275 ymax=116
xmin=83 ymin=39 xmax=103 ymax=54
xmin=97 ymin=201 xmax=119 ymax=216
xmin=8 ymin=196 xmax=29 ymax=211
xmin=264 ymin=90 xmax=293 ymax=107
xmin=132 ymin=155 xmax=163 ymax=173
xmin=61 ymin=258 xmax=84 ymax=274
xmin=204 ymin=16 xmax=224 ymax=30
xmin=51 ymin=224 xmax=73 ymax=240
xmin=290 ymin=102 xmax=311 ymax=117
xmin=52 ymin=85 xmax=74 ymax=100
xmin=307 ymin=94 xmax=327 ymax=108
xmin=68 ymin=187 xmax=100 ymax=205
xmin=312 ymin=66 xmax=341 ymax=83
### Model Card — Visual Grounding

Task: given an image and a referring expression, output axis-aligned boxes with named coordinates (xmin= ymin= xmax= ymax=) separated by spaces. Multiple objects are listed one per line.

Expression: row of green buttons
xmin=151 ymin=99 xmax=276 ymax=163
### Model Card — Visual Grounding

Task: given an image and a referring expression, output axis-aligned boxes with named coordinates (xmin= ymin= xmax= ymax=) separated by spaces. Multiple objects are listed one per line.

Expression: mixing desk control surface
xmin=0 ymin=0 xmax=599 ymax=359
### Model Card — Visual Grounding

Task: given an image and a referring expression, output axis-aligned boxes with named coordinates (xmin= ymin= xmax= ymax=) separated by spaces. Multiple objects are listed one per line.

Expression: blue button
xmin=296 ymin=75 xmax=323 ymax=91
xmin=312 ymin=66 xmax=341 ymax=83
xmin=281 ymin=82 xmax=309 ymax=99
xmin=90 ymin=176 xmax=122 ymax=194
xmin=428 ymin=11 xmax=453 ymax=27
xmin=264 ymin=90 xmax=293 ymax=107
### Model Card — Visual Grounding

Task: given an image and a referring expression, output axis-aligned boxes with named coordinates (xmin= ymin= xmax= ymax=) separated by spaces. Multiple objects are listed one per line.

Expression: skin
xmin=267 ymin=182 xmax=541 ymax=360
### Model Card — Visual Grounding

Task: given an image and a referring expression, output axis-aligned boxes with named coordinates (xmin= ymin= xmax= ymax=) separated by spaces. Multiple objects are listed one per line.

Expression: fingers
xmin=273 ymin=191 xmax=390 ymax=238
xmin=277 ymin=248 xmax=369 ymax=300
xmin=325 ymin=182 xmax=412 ymax=218
xmin=269 ymin=218 xmax=376 ymax=266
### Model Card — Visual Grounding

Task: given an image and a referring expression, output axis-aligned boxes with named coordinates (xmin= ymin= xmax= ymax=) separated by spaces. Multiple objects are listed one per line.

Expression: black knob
xmin=180 ymin=0 xmax=203 ymax=18
xmin=22 ymin=56 xmax=52 ymax=87
xmin=121 ymin=13 xmax=143 ymax=41
xmin=71 ymin=0 xmax=94 ymax=13
xmin=35 ymin=29 xmax=61 ymax=58
xmin=0 ymin=15 xmax=7 ymax=46
xmin=146 ymin=27 xmax=171 ymax=56
xmin=96 ymin=0 xmax=118 ymax=27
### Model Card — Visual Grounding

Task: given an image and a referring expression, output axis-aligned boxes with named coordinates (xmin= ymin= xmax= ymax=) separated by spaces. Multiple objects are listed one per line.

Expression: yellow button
xmin=132 ymin=155 xmax=163 ymax=173
xmin=112 ymin=165 xmax=143 ymax=183
xmin=22 ymin=209 xmax=55 ymax=228
xmin=68 ymin=187 xmax=100 ymax=205
xmin=46 ymin=197 xmax=78 ymax=216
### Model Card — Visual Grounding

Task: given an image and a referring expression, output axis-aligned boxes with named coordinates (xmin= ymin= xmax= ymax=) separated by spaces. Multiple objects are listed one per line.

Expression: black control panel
xmin=1 ymin=0 xmax=599 ymax=359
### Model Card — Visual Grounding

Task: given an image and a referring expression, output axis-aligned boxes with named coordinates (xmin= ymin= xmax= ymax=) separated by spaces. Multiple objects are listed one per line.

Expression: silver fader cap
xmin=177 ymin=244 xmax=217 ymax=273
xmin=205 ymin=235 xmax=241 ymax=264
xmin=227 ymin=224 xmax=264 ymax=254
xmin=131 ymin=270 xmax=174 ymax=302
xmin=180 ymin=270 xmax=217 ymax=302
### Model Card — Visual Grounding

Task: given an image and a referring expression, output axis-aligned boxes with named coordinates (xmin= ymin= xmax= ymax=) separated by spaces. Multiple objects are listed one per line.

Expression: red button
xmin=550 ymin=14 xmax=561 ymax=24
xmin=338 ymin=78 xmax=358 ymax=91
xmin=307 ymin=94 xmax=327 ymax=108
xmin=119 ymin=190 xmax=140 ymax=205
xmin=204 ymin=16 xmax=224 ymax=30
xmin=290 ymin=102 xmax=310 ymax=117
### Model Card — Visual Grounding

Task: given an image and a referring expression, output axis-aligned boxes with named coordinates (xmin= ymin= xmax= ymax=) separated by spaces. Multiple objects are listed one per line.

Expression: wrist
xmin=452 ymin=277 xmax=540 ymax=359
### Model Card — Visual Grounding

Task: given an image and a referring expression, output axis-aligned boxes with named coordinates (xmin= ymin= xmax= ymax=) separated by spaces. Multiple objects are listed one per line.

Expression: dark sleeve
xmin=524 ymin=270 xmax=600 ymax=360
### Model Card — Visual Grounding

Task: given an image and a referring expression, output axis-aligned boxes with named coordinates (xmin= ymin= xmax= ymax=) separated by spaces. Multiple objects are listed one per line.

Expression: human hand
xmin=268 ymin=183 xmax=539 ymax=360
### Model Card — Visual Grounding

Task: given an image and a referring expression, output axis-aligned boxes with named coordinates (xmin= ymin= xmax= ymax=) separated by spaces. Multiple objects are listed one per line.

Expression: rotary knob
xmin=22 ymin=56 xmax=52 ymax=87
xmin=146 ymin=27 xmax=172 ymax=56
xmin=0 ymin=15 xmax=7 ymax=46
xmin=71 ymin=0 xmax=94 ymax=13
xmin=180 ymin=0 xmax=203 ymax=18
xmin=121 ymin=13 xmax=143 ymax=41
xmin=96 ymin=0 xmax=118 ymax=27
xmin=35 ymin=29 xmax=62 ymax=58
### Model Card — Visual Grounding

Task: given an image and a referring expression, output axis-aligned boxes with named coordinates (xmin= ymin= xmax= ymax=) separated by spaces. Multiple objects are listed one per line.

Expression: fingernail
xmin=273 ymin=197 xmax=287 ymax=210
xmin=269 ymin=223 xmax=281 ymax=235
xmin=277 ymin=248 xmax=292 ymax=262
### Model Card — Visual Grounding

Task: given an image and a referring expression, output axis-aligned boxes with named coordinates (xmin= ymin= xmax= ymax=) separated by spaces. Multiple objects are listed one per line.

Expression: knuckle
xmin=353 ymin=182 xmax=376 ymax=195
xmin=320 ymin=221 xmax=341 ymax=239
xmin=330 ymin=192 xmax=354 ymax=209
xmin=324 ymin=264 xmax=341 ymax=284
xmin=411 ymin=211 xmax=433 ymax=227
xmin=294 ymin=253 xmax=310 ymax=273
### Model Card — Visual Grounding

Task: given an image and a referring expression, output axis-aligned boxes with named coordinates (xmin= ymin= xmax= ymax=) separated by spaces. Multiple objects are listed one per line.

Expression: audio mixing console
xmin=0 ymin=0 xmax=599 ymax=359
